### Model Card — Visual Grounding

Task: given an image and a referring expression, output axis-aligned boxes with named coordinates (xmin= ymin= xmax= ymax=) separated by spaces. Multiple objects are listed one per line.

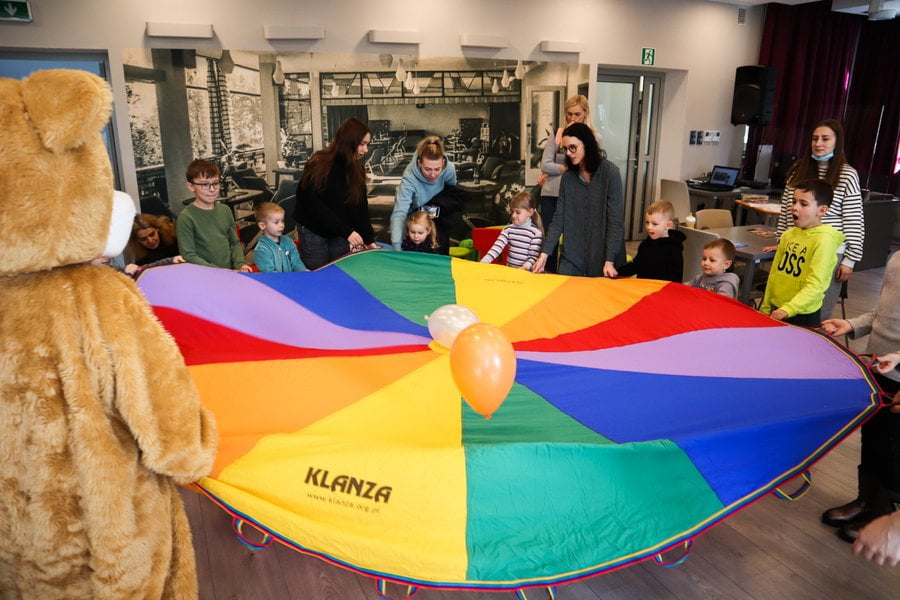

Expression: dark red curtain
xmin=744 ymin=1 xmax=860 ymax=180
xmin=843 ymin=17 xmax=900 ymax=193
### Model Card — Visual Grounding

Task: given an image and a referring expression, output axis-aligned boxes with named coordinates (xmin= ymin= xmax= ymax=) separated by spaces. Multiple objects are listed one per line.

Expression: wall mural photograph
xmin=122 ymin=49 xmax=587 ymax=245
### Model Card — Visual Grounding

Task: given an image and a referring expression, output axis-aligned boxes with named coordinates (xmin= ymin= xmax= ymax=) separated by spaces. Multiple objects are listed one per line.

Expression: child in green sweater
xmin=760 ymin=178 xmax=844 ymax=327
xmin=176 ymin=159 xmax=252 ymax=271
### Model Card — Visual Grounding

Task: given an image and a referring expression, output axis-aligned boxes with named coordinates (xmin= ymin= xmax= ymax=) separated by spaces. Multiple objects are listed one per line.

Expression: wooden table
xmin=705 ymin=225 xmax=777 ymax=304
xmin=735 ymin=198 xmax=782 ymax=227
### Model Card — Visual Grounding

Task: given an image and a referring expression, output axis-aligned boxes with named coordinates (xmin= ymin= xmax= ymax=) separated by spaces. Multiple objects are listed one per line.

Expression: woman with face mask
xmin=771 ymin=119 xmax=864 ymax=320
xmin=390 ymin=135 xmax=458 ymax=253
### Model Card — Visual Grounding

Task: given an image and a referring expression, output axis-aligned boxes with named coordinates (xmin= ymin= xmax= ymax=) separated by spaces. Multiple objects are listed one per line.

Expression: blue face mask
xmin=811 ymin=151 xmax=834 ymax=162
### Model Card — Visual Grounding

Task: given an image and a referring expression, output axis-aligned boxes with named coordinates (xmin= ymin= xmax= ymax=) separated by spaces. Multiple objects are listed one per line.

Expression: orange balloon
xmin=449 ymin=323 xmax=516 ymax=419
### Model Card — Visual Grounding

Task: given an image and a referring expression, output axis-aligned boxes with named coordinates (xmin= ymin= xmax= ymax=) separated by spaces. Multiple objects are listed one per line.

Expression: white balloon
xmin=426 ymin=304 xmax=479 ymax=349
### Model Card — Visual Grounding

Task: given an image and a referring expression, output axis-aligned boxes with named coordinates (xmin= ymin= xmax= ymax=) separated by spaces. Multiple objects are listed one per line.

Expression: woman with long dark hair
xmin=295 ymin=117 xmax=377 ymax=269
xmin=537 ymin=95 xmax=598 ymax=272
xmin=772 ymin=119 xmax=864 ymax=319
xmin=532 ymin=122 xmax=624 ymax=276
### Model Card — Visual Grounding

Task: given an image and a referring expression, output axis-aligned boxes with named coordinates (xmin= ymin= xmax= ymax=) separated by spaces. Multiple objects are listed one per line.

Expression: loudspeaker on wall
xmin=731 ymin=65 xmax=776 ymax=126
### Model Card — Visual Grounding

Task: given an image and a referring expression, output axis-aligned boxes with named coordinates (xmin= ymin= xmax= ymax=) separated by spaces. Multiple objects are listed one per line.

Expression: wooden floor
xmin=182 ymin=252 xmax=900 ymax=599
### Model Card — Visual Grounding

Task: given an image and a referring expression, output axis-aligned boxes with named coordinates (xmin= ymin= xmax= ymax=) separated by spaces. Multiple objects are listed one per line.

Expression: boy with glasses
xmin=176 ymin=159 xmax=252 ymax=271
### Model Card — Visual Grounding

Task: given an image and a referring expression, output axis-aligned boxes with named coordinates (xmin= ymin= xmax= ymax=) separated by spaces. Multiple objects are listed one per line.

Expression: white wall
xmin=0 ymin=0 xmax=765 ymax=199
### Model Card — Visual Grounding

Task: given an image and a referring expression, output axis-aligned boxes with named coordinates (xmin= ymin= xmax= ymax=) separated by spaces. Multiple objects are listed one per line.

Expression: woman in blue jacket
xmin=390 ymin=135 xmax=457 ymax=253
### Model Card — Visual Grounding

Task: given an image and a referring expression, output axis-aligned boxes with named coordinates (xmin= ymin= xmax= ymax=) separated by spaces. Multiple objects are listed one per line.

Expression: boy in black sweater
xmin=614 ymin=200 xmax=685 ymax=282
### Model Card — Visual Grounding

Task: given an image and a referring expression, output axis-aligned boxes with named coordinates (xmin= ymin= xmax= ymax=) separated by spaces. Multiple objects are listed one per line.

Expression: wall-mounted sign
xmin=0 ymin=1 xmax=32 ymax=22
xmin=641 ymin=47 xmax=656 ymax=66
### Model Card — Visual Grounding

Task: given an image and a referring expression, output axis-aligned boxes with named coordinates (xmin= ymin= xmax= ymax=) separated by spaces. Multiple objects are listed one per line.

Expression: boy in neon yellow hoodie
xmin=761 ymin=178 xmax=844 ymax=327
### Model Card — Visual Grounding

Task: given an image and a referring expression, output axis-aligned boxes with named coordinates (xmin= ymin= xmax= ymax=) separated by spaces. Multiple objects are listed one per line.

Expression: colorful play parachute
xmin=138 ymin=252 xmax=878 ymax=592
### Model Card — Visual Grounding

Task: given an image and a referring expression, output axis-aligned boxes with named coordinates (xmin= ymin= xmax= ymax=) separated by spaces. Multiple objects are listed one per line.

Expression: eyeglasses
xmin=563 ymin=144 xmax=582 ymax=154
xmin=191 ymin=181 xmax=221 ymax=190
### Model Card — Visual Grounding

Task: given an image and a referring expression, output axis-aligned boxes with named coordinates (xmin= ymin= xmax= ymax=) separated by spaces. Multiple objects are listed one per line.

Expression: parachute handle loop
xmin=772 ymin=470 xmax=812 ymax=501
xmin=515 ymin=586 xmax=558 ymax=600
xmin=653 ymin=539 xmax=693 ymax=568
xmin=374 ymin=579 xmax=418 ymax=600
xmin=231 ymin=517 xmax=273 ymax=551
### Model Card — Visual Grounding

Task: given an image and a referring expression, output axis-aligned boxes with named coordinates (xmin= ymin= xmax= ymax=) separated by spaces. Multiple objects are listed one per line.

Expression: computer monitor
xmin=708 ymin=165 xmax=740 ymax=187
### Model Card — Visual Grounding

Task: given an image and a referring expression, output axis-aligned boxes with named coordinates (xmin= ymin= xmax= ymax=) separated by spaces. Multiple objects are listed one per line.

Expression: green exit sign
xmin=0 ymin=1 xmax=32 ymax=22
xmin=641 ymin=47 xmax=656 ymax=66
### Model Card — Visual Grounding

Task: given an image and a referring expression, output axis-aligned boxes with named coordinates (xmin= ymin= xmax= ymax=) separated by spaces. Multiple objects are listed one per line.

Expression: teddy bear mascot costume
xmin=0 ymin=70 xmax=217 ymax=598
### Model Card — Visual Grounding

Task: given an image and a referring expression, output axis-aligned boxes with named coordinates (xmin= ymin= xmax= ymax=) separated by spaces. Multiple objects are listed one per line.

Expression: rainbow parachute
xmin=138 ymin=252 xmax=878 ymax=592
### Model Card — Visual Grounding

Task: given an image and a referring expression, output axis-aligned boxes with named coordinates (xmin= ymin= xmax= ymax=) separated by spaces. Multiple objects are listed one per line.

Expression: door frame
xmin=592 ymin=69 xmax=664 ymax=240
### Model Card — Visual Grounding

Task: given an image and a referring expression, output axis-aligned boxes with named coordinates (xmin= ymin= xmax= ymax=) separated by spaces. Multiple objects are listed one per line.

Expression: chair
xmin=366 ymin=147 xmax=385 ymax=176
xmin=479 ymin=156 xmax=504 ymax=181
xmin=679 ymin=226 xmax=721 ymax=283
xmin=231 ymin=170 xmax=274 ymax=205
xmin=695 ymin=209 xmax=733 ymax=230
xmin=660 ymin=179 xmax=692 ymax=222
xmin=267 ymin=178 xmax=299 ymax=236
xmin=140 ymin=195 xmax=176 ymax=221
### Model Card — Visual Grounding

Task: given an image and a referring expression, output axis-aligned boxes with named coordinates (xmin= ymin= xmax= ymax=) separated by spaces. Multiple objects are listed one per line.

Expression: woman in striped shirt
xmin=773 ymin=119 xmax=864 ymax=320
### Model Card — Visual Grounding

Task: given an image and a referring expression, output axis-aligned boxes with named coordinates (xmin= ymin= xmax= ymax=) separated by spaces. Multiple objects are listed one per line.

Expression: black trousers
xmin=861 ymin=373 xmax=900 ymax=493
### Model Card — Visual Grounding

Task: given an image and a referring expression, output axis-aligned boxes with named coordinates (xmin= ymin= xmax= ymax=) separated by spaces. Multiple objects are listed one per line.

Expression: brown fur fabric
xmin=0 ymin=71 xmax=216 ymax=599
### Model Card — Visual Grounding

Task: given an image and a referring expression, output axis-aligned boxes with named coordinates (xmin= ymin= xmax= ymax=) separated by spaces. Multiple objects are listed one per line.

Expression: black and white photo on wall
xmin=122 ymin=49 xmax=589 ymax=243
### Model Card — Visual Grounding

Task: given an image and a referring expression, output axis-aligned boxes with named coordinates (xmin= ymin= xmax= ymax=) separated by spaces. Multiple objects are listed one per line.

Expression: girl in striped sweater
xmin=773 ymin=119 xmax=864 ymax=319
xmin=480 ymin=192 xmax=543 ymax=270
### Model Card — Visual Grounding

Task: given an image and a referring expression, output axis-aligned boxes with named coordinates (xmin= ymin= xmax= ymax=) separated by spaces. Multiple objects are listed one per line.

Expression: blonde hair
xmin=405 ymin=211 xmax=439 ymax=248
xmin=509 ymin=191 xmax=542 ymax=232
xmin=254 ymin=201 xmax=284 ymax=223
xmin=416 ymin=135 xmax=445 ymax=162
xmin=646 ymin=200 xmax=674 ymax=222
xmin=564 ymin=95 xmax=595 ymax=130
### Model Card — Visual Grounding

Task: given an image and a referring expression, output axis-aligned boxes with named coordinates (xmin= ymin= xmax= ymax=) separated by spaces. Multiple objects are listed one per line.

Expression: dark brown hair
xmin=300 ymin=117 xmax=370 ymax=205
xmin=185 ymin=158 xmax=220 ymax=182
xmin=794 ymin=178 xmax=834 ymax=207
xmin=785 ymin=119 xmax=847 ymax=188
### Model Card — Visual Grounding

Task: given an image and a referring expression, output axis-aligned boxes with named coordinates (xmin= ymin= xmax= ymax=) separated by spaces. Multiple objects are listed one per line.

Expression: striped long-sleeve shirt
xmin=775 ymin=162 xmax=864 ymax=268
xmin=480 ymin=220 xmax=543 ymax=269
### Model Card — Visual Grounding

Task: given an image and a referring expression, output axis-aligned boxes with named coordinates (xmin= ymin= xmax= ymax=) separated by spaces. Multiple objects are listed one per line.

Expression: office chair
xmin=695 ymin=209 xmax=733 ymax=230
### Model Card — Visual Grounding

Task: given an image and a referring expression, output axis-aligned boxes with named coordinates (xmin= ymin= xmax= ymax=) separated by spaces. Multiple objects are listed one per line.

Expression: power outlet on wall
xmin=689 ymin=131 xmax=697 ymax=145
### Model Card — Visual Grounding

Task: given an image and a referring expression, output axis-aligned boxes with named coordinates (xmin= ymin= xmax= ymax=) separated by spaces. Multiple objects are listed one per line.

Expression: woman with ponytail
xmin=390 ymin=135 xmax=458 ymax=253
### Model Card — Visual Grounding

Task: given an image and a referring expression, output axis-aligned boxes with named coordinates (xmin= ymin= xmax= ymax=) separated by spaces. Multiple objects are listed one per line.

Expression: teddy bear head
xmin=0 ymin=69 xmax=133 ymax=277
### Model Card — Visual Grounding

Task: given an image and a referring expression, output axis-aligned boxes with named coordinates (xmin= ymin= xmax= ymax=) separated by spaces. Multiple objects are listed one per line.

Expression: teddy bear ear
xmin=21 ymin=69 xmax=113 ymax=153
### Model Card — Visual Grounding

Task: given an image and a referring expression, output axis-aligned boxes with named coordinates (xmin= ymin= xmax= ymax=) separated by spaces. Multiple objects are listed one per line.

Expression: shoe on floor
xmin=822 ymin=499 xmax=868 ymax=527
xmin=837 ymin=520 xmax=867 ymax=544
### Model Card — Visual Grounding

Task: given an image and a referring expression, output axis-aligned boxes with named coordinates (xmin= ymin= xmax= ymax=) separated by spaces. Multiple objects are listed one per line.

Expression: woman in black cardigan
xmin=296 ymin=117 xmax=377 ymax=269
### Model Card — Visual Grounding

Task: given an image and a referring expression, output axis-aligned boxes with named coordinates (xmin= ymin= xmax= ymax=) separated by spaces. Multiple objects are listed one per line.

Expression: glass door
xmin=595 ymin=71 xmax=662 ymax=240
